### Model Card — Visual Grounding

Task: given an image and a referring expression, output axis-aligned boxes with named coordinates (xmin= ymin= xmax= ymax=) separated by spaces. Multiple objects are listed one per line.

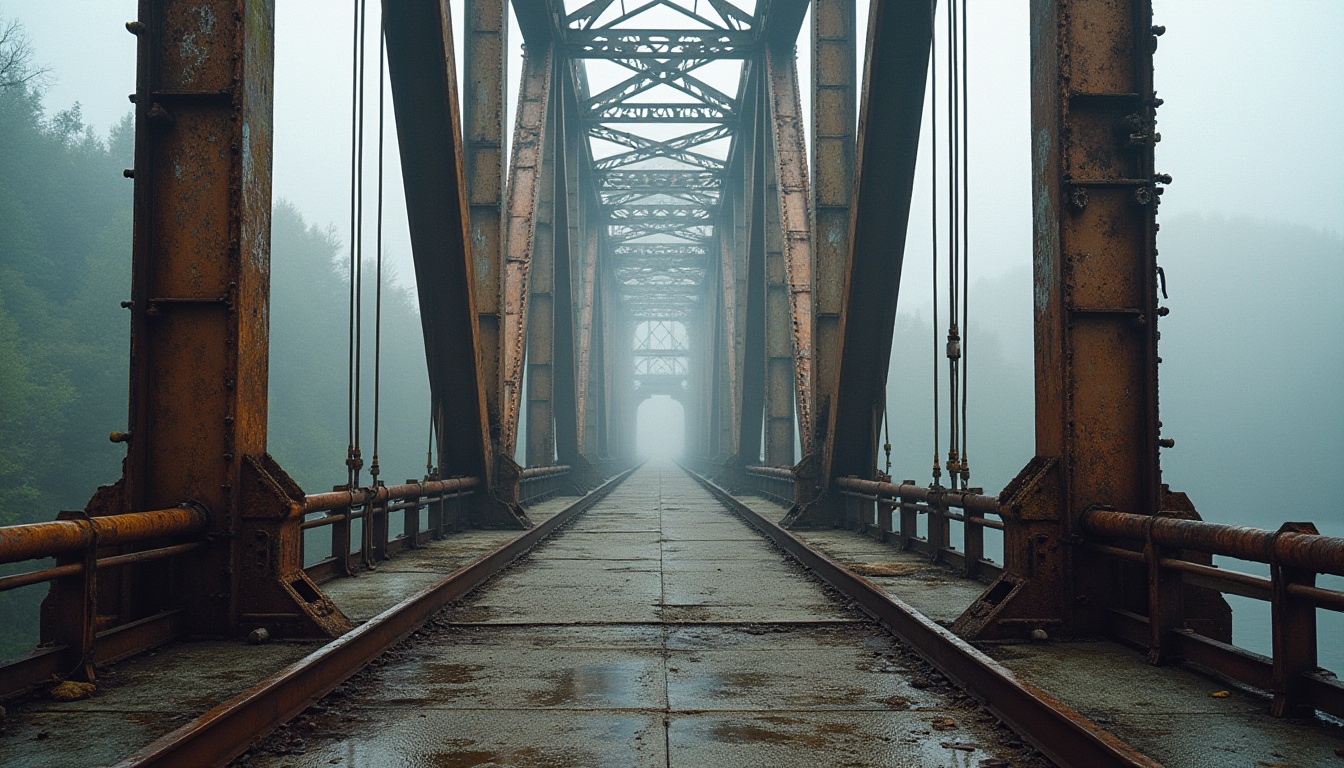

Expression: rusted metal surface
xmin=550 ymin=74 xmax=584 ymax=469
xmin=764 ymin=48 xmax=815 ymax=462
xmin=762 ymin=105 xmax=795 ymax=467
xmin=110 ymin=465 xmax=637 ymax=768
xmin=500 ymin=47 xmax=554 ymax=459
xmin=736 ymin=70 xmax=767 ymax=465
xmin=954 ymin=0 xmax=1178 ymax=641
xmin=384 ymin=0 xmax=526 ymax=527
xmin=810 ymin=0 xmax=856 ymax=467
xmin=0 ymin=506 xmax=206 ymax=565
xmin=820 ymin=0 xmax=935 ymax=494
xmin=1084 ymin=510 xmax=1344 ymax=575
xmin=683 ymin=465 xmax=1162 ymax=768
xmin=464 ymin=0 xmax=509 ymax=446
xmin=525 ymin=78 xmax=559 ymax=468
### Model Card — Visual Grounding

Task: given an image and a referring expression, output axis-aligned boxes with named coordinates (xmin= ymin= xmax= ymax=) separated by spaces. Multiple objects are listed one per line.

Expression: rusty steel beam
xmin=525 ymin=87 xmax=559 ymax=468
xmin=551 ymin=70 xmax=583 ymax=470
xmin=501 ymin=47 xmax=554 ymax=459
xmin=0 ymin=507 xmax=206 ymax=565
xmin=464 ymin=0 xmax=509 ymax=453
xmin=56 ymin=0 xmax=351 ymax=665
xmin=717 ymin=205 xmax=740 ymax=458
xmin=576 ymin=204 xmax=601 ymax=456
xmin=953 ymin=0 xmax=1172 ymax=640
xmin=810 ymin=0 xmax=856 ymax=468
xmin=762 ymin=100 xmax=796 ymax=468
xmin=736 ymin=70 xmax=767 ymax=466
xmin=384 ymin=0 xmax=526 ymax=527
xmin=818 ymin=0 xmax=935 ymax=497
xmin=764 ymin=49 xmax=815 ymax=469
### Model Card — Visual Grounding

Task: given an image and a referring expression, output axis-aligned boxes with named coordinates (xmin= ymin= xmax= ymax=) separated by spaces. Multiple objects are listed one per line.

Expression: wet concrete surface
xmin=738 ymin=495 xmax=1344 ymax=767
xmin=237 ymin=464 xmax=1046 ymax=768
xmin=0 ymin=496 xmax=575 ymax=768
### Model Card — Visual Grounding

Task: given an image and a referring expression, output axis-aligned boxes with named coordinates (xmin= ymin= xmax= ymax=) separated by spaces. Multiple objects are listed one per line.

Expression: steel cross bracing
xmin=556 ymin=0 xmax=762 ymax=401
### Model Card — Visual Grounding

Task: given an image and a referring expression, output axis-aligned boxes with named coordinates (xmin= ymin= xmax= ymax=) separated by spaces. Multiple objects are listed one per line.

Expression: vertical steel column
xmin=737 ymin=71 xmax=768 ymax=466
xmin=717 ymin=205 xmax=741 ymax=458
xmin=500 ymin=48 xmax=553 ymax=459
xmin=384 ymin=0 xmax=525 ymax=527
xmin=551 ymin=70 xmax=583 ymax=471
xmin=92 ymin=0 xmax=350 ymax=644
xmin=810 ymin=0 xmax=856 ymax=461
xmin=525 ymin=90 xmax=558 ymax=467
xmin=763 ymin=100 xmax=796 ymax=467
xmin=765 ymin=49 xmax=815 ymax=472
xmin=811 ymin=0 xmax=934 ymax=522
xmin=577 ymin=206 xmax=601 ymax=458
xmin=463 ymin=0 xmax=508 ymax=448
xmin=954 ymin=0 xmax=1173 ymax=640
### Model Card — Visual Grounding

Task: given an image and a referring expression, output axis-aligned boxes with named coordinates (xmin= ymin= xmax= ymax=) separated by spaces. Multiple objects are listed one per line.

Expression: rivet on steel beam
xmin=123 ymin=169 xmax=135 ymax=179
xmin=109 ymin=431 xmax=132 ymax=443
xmin=1151 ymin=25 xmax=1166 ymax=36
xmin=1158 ymin=438 xmax=1176 ymax=449
xmin=128 ymin=93 xmax=136 ymax=104
xmin=125 ymin=21 xmax=144 ymax=35
xmin=1154 ymin=173 xmax=1173 ymax=185
xmin=1070 ymin=188 xmax=1088 ymax=210
xmin=1157 ymin=306 xmax=1170 ymax=317
xmin=120 ymin=301 xmax=133 ymax=309
xmin=223 ymin=453 xmax=234 ymax=461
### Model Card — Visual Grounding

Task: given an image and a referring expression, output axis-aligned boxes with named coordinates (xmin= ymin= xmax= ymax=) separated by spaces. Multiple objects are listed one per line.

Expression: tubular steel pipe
xmin=746 ymin=465 xmax=793 ymax=480
xmin=521 ymin=465 xmax=572 ymax=480
xmin=302 ymin=477 xmax=480 ymax=515
xmin=1082 ymin=509 xmax=1344 ymax=577
xmin=0 ymin=506 xmax=208 ymax=566
xmin=0 ymin=542 xmax=207 ymax=593
xmin=832 ymin=475 xmax=1001 ymax=517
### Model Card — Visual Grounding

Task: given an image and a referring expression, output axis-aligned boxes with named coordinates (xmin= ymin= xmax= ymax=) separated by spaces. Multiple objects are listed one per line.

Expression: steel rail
xmin=682 ymin=464 xmax=1163 ymax=768
xmin=112 ymin=463 xmax=639 ymax=768
xmin=0 ymin=505 xmax=208 ymax=565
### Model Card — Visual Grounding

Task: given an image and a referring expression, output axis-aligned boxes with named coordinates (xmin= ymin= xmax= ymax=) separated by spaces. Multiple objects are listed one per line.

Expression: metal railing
xmin=0 ymin=505 xmax=210 ymax=696
xmin=741 ymin=467 xmax=1004 ymax=581
xmin=518 ymin=465 xmax=573 ymax=504
xmin=300 ymin=476 xmax=481 ymax=582
xmin=1081 ymin=508 xmax=1344 ymax=718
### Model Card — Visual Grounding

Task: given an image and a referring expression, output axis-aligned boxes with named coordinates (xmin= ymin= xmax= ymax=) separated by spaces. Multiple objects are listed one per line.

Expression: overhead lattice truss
xmin=562 ymin=0 xmax=757 ymax=390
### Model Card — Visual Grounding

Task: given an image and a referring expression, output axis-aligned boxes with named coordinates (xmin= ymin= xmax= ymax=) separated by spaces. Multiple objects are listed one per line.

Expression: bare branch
xmin=0 ymin=16 xmax=51 ymax=90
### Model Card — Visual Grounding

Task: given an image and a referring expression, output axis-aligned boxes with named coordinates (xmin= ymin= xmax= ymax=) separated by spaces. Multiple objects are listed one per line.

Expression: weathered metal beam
xmin=810 ymin=0 xmax=856 ymax=467
xmin=464 ymin=0 xmax=509 ymax=455
xmin=501 ymin=48 xmax=554 ymax=459
xmin=764 ymin=49 xmax=815 ymax=464
xmin=737 ymin=69 xmax=767 ymax=466
xmin=61 ymin=0 xmax=351 ymax=661
xmin=525 ymin=87 xmax=559 ymax=467
xmin=818 ymin=0 xmax=934 ymax=500
xmin=384 ymin=0 xmax=526 ymax=527
xmin=551 ymin=69 xmax=583 ymax=469
xmin=953 ymin=0 xmax=1174 ymax=641
xmin=763 ymin=99 xmax=796 ymax=467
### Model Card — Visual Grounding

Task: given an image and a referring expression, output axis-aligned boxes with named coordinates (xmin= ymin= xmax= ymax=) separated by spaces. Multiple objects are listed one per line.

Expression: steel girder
xmin=764 ymin=48 xmax=815 ymax=462
xmin=802 ymin=0 xmax=934 ymax=527
xmin=501 ymin=48 xmax=554 ymax=460
xmin=524 ymin=71 xmax=560 ymax=468
xmin=464 ymin=0 xmax=510 ymax=474
xmin=386 ymin=0 xmax=527 ymax=526
xmin=952 ymin=0 xmax=1181 ymax=644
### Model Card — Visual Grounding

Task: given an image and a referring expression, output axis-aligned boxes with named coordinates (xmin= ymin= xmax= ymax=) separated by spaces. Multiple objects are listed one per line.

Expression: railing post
xmin=1271 ymin=522 xmax=1320 ymax=717
xmin=928 ymin=492 xmax=950 ymax=564
xmin=40 ymin=513 xmax=98 ymax=682
xmin=876 ymin=491 xmax=895 ymax=544
xmin=1144 ymin=516 xmax=1183 ymax=665
xmin=403 ymin=482 xmax=422 ymax=550
xmin=329 ymin=485 xmax=353 ymax=577
xmin=898 ymin=483 xmax=918 ymax=550
xmin=964 ymin=515 xmax=984 ymax=580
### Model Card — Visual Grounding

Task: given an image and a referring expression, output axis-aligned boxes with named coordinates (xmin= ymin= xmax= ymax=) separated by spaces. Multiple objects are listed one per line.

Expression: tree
xmin=0 ymin=15 xmax=49 ymax=91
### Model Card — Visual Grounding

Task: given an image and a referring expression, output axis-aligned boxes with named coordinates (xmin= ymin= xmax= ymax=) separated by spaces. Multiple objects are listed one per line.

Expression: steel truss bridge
xmin=0 ymin=0 xmax=1342 ymax=766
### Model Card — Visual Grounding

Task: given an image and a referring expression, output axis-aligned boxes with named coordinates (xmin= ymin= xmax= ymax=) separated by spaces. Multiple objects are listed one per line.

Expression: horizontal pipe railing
xmin=0 ymin=505 xmax=208 ymax=566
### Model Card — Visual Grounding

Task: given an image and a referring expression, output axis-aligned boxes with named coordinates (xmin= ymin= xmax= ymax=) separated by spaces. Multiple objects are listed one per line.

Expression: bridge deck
xmin=735 ymin=497 xmax=1344 ymax=768
xmin=237 ymin=463 xmax=1043 ymax=767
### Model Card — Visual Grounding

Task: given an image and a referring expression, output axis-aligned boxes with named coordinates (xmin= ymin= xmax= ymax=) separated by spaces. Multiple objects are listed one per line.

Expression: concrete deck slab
xmin=239 ymin=464 xmax=1047 ymax=768
xmin=0 ymin=496 xmax=572 ymax=768
xmin=738 ymin=494 xmax=1344 ymax=766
